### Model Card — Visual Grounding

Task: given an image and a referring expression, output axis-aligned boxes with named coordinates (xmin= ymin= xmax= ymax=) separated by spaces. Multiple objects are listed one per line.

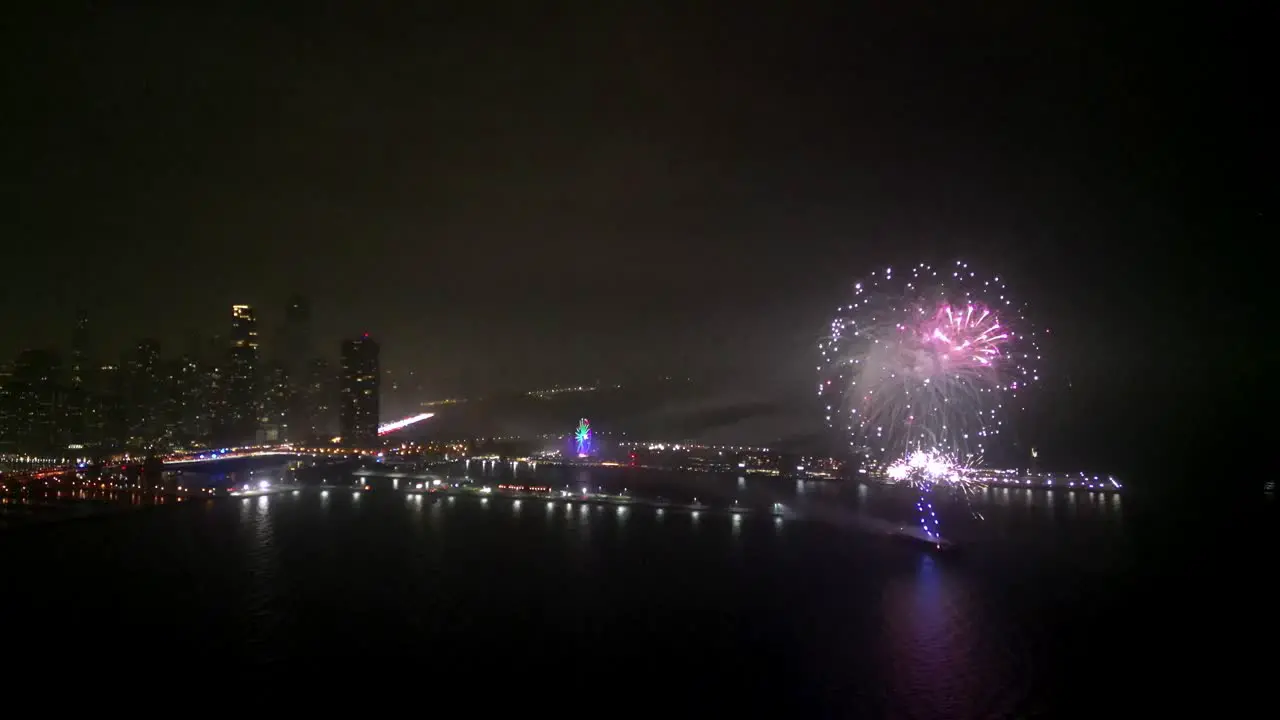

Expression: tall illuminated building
xmin=127 ymin=339 xmax=161 ymax=445
xmin=339 ymin=334 xmax=379 ymax=446
xmin=261 ymin=362 xmax=290 ymax=443
xmin=5 ymin=350 xmax=63 ymax=453
xmin=201 ymin=360 xmax=226 ymax=443
xmin=67 ymin=309 xmax=93 ymax=446
xmin=70 ymin=309 xmax=90 ymax=389
xmin=162 ymin=355 xmax=202 ymax=446
xmin=231 ymin=304 xmax=258 ymax=350
xmin=301 ymin=358 xmax=333 ymax=441
xmin=227 ymin=304 xmax=259 ymax=444
xmin=280 ymin=294 xmax=312 ymax=441
xmin=95 ymin=361 xmax=127 ymax=449
xmin=0 ymin=361 xmax=12 ymax=452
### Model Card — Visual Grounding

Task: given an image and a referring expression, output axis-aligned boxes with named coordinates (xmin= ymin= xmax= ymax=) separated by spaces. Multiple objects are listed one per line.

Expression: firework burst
xmin=818 ymin=261 xmax=1042 ymax=479
xmin=884 ymin=448 xmax=982 ymax=495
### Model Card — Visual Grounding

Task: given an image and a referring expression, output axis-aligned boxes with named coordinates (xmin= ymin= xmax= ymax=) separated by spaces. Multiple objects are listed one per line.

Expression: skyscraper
xmin=339 ymin=334 xmax=379 ymax=446
xmin=5 ymin=350 xmax=64 ymax=453
xmin=95 ymin=361 xmax=127 ymax=449
xmin=227 ymin=304 xmax=259 ymax=444
xmin=0 ymin=361 xmax=13 ymax=453
xmin=201 ymin=359 xmax=227 ymax=444
xmin=301 ymin=357 xmax=333 ymax=441
xmin=261 ymin=361 xmax=290 ymax=443
xmin=67 ymin=309 xmax=94 ymax=446
xmin=231 ymin=305 xmax=257 ymax=351
xmin=280 ymin=295 xmax=313 ymax=442
xmin=70 ymin=309 xmax=90 ymax=390
xmin=127 ymin=339 xmax=161 ymax=444
xmin=162 ymin=355 xmax=202 ymax=446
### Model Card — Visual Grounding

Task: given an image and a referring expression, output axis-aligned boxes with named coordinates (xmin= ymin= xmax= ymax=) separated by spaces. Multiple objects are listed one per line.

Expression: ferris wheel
xmin=574 ymin=418 xmax=592 ymax=456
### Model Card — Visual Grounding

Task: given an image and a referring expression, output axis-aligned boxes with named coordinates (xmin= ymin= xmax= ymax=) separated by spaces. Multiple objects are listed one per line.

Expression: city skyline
xmin=0 ymin=299 xmax=393 ymax=455
xmin=4 ymin=296 xmax=643 ymax=410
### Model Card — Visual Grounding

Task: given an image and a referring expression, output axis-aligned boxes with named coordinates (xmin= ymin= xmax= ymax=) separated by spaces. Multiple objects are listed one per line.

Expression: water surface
xmin=3 ymin=468 xmax=1266 ymax=715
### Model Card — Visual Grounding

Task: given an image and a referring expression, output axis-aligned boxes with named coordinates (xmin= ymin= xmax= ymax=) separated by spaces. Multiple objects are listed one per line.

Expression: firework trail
xmin=818 ymin=261 xmax=1043 ymax=542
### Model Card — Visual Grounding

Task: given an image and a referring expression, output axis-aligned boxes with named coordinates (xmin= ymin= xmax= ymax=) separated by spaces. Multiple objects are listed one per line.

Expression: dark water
xmin=3 ymin=465 xmax=1272 ymax=715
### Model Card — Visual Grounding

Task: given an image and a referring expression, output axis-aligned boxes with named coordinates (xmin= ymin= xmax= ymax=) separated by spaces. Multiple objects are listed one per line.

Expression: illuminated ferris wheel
xmin=575 ymin=418 xmax=592 ymax=456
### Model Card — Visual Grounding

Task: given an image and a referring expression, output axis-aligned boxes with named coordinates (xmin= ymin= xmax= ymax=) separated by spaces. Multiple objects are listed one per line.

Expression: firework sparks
xmin=818 ymin=260 xmax=1041 ymax=470
xmin=818 ymin=261 xmax=1042 ymax=542
xmin=883 ymin=448 xmax=982 ymax=495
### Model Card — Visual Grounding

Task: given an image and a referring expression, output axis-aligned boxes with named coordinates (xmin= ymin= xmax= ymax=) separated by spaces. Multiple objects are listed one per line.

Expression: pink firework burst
xmin=917 ymin=302 xmax=1009 ymax=369
xmin=818 ymin=260 xmax=1043 ymax=466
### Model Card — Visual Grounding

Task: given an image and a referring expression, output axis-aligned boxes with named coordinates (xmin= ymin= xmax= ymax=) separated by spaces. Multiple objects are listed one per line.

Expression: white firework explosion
xmin=818 ymin=261 xmax=1042 ymax=477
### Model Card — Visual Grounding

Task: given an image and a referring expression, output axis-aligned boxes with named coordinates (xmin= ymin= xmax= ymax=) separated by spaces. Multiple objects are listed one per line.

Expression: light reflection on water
xmin=6 ymin=468 xmax=1267 ymax=716
xmin=446 ymin=461 xmax=1127 ymax=524
xmin=879 ymin=552 xmax=1004 ymax=718
xmin=4 ymin=462 xmax=1128 ymax=554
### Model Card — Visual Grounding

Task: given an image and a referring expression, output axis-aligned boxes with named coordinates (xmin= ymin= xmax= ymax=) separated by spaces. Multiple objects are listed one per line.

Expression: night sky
xmin=3 ymin=4 xmax=1263 ymax=471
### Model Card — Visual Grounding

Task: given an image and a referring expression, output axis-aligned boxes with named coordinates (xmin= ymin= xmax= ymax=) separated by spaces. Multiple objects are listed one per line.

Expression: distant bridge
xmin=149 ymin=412 xmax=436 ymax=466
xmin=160 ymin=445 xmax=374 ymax=466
